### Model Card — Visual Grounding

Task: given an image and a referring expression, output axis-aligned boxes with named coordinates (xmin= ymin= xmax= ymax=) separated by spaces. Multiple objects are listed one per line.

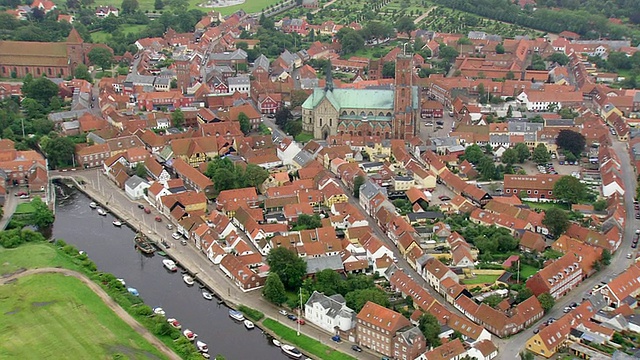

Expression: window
xmin=534 ymin=190 xmax=538 ymax=194
xmin=548 ymin=191 xmax=552 ymax=195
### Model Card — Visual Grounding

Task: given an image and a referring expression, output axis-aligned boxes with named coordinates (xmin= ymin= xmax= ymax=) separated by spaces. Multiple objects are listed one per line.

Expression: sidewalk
xmin=61 ymin=171 xmax=377 ymax=360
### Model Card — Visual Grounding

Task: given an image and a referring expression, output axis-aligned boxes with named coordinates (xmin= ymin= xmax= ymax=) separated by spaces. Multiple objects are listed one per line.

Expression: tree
xmin=477 ymin=156 xmax=496 ymax=181
xmin=88 ymin=47 xmax=114 ymax=71
xmin=463 ymin=144 xmax=485 ymax=164
xmin=336 ymin=28 xmax=364 ymax=54
xmin=121 ymin=0 xmax=139 ymax=14
xmin=483 ymin=294 xmax=503 ymax=308
xmin=418 ymin=314 xmax=442 ymax=347
xmin=31 ymin=197 xmax=54 ymax=230
xmin=73 ymin=64 xmax=92 ymax=82
xmin=171 ymin=109 xmax=185 ymax=127
xmin=22 ymin=76 xmax=59 ymax=108
xmin=43 ymin=136 xmax=75 ymax=169
xmin=553 ymin=175 xmax=586 ymax=204
xmin=238 ymin=112 xmax=251 ymax=134
xmin=243 ymin=164 xmax=268 ymax=189
xmin=546 ymin=52 xmax=570 ymax=66
xmin=501 ymin=148 xmax=518 ymax=165
xmin=353 ymin=175 xmax=365 ymax=198
xmin=274 ymin=107 xmax=292 ymax=127
xmin=520 ymin=351 xmax=534 ymax=360
xmin=293 ymin=214 xmax=322 ymax=230
xmin=556 ymin=129 xmax=586 ymax=157
xmin=438 ymin=44 xmax=459 ymax=62
xmin=543 ymin=208 xmax=569 ymax=237
xmin=382 ymin=62 xmax=395 ymax=78
xmin=537 ymin=293 xmax=555 ymax=313
xmin=263 ymin=273 xmax=288 ymax=305
xmin=313 ymin=269 xmax=342 ymax=296
xmin=345 ymin=289 xmax=389 ymax=312
xmin=601 ymin=249 xmax=612 ymax=266
xmin=514 ymin=143 xmax=530 ymax=163
xmin=515 ymin=287 xmax=533 ymax=303
xmin=505 ymin=70 xmax=515 ymax=80
xmin=154 ymin=0 xmax=164 ymax=10
xmin=135 ymin=162 xmax=147 ymax=178
xmin=532 ymin=144 xmax=551 ymax=165
xmin=495 ymin=43 xmax=505 ymax=54
xmin=266 ymin=247 xmax=307 ymax=290
xmin=395 ymin=16 xmax=415 ymax=36
xmin=66 ymin=0 xmax=80 ymax=9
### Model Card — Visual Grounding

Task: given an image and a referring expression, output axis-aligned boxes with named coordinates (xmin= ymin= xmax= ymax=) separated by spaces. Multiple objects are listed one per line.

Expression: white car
xmin=166 ymin=224 xmax=173 ymax=230
xmin=172 ymin=232 xmax=181 ymax=240
xmin=627 ymin=253 xmax=632 ymax=259
xmin=278 ymin=310 xmax=288 ymax=316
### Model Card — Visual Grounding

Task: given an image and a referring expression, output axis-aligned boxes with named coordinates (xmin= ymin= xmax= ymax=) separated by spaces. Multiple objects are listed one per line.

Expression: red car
xmin=144 ymin=207 xmax=151 ymax=214
xmin=438 ymin=195 xmax=451 ymax=201
xmin=297 ymin=319 xmax=305 ymax=325
xmin=155 ymin=216 xmax=162 ymax=222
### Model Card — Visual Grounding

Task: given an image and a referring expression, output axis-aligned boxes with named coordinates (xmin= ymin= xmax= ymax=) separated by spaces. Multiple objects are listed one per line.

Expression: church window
xmin=368 ymin=131 xmax=372 ymax=136
xmin=378 ymin=112 xmax=384 ymax=116
xmin=350 ymin=111 xmax=355 ymax=116
xmin=386 ymin=112 xmax=392 ymax=116
xmin=37 ymin=68 xmax=41 ymax=75
xmin=357 ymin=131 xmax=362 ymax=136
xmin=360 ymin=111 xmax=366 ymax=117
xmin=319 ymin=118 xmax=323 ymax=126
xmin=367 ymin=111 xmax=373 ymax=116
xmin=341 ymin=111 xmax=347 ymax=116
xmin=329 ymin=118 xmax=332 ymax=126
xmin=25 ymin=67 xmax=29 ymax=73
xmin=48 ymin=68 xmax=52 ymax=76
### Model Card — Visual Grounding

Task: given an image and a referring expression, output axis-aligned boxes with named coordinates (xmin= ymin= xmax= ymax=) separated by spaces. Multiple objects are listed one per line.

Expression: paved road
xmin=0 ymin=187 xmax=19 ymax=230
xmin=2 ymin=267 xmax=182 ymax=360
xmin=498 ymin=136 xmax=638 ymax=359
xmin=413 ymin=6 xmax=437 ymax=25
xmin=53 ymin=170 xmax=377 ymax=360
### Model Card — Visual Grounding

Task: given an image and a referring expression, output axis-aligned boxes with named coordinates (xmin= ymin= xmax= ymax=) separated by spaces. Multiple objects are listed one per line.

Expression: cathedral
xmin=0 ymin=28 xmax=111 ymax=79
xmin=301 ymin=54 xmax=419 ymax=140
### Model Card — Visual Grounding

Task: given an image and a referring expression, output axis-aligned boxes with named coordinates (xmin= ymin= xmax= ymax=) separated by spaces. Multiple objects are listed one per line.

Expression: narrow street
xmin=53 ymin=169 xmax=379 ymax=360
xmin=0 ymin=187 xmax=19 ymax=230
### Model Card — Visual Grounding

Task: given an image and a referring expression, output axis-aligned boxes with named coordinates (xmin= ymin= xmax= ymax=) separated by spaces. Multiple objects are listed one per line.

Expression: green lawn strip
xmin=0 ymin=272 xmax=166 ymax=360
xmin=0 ymin=243 xmax=82 ymax=275
xmin=294 ymin=132 xmax=314 ymax=143
xmin=523 ymin=201 xmax=570 ymax=211
xmin=14 ymin=202 xmax=35 ymax=214
xmin=238 ymin=304 xmax=264 ymax=321
xmin=461 ymin=274 xmax=500 ymax=285
xmin=262 ymin=318 xmax=356 ymax=360
xmin=518 ymin=264 xmax=538 ymax=279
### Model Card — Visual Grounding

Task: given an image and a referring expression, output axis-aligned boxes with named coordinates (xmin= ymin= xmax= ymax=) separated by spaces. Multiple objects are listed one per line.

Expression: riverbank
xmin=0 ymin=244 xmax=180 ymax=359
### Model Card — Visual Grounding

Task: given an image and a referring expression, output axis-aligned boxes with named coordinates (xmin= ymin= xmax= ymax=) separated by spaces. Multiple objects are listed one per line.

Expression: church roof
xmin=0 ymin=41 xmax=68 ymax=66
xmin=67 ymin=28 xmax=84 ymax=43
xmin=302 ymin=88 xmax=395 ymax=110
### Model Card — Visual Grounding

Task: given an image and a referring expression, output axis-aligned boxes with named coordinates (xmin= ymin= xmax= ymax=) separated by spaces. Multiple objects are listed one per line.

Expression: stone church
xmin=0 ymin=28 xmax=112 ymax=79
xmin=301 ymin=54 xmax=419 ymax=140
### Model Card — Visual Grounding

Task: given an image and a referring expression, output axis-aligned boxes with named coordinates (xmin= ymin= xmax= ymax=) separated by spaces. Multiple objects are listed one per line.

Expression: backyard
xmin=0 ymin=272 xmax=166 ymax=359
xmin=461 ymin=273 xmax=500 ymax=285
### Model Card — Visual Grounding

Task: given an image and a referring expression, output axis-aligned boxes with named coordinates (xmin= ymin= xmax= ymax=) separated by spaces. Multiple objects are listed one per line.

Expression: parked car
xmin=438 ymin=195 xmax=451 ymax=201
xmin=278 ymin=310 xmax=288 ymax=316
xmin=19 ymin=194 xmax=29 ymax=199
xmin=144 ymin=207 xmax=151 ymax=214
xmin=172 ymin=232 xmax=181 ymax=240
xmin=635 ymin=204 xmax=640 ymax=210
xmin=331 ymin=335 xmax=341 ymax=343
xmin=351 ymin=345 xmax=362 ymax=352
xmin=180 ymin=239 xmax=187 ymax=246
xmin=166 ymin=224 xmax=173 ymax=230
xmin=15 ymin=191 xmax=27 ymax=197
xmin=155 ymin=216 xmax=162 ymax=222
xmin=297 ymin=319 xmax=305 ymax=325
xmin=632 ymin=243 xmax=638 ymax=249
xmin=137 ymin=204 xmax=145 ymax=209
xmin=627 ymin=253 xmax=632 ymax=259
xmin=287 ymin=314 xmax=297 ymax=321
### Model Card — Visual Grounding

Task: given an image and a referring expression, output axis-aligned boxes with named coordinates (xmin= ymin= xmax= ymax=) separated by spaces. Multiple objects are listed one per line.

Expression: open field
xmin=0 ymin=272 xmax=166 ymax=359
xmin=92 ymin=0 xmax=281 ymax=14
xmin=461 ymin=274 xmax=500 ymax=285
xmin=91 ymin=24 xmax=148 ymax=43
xmin=0 ymin=243 xmax=79 ymax=275
xmin=263 ymin=318 xmax=356 ymax=360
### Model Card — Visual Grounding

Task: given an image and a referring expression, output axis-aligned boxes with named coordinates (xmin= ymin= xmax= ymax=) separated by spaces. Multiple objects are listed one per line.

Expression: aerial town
xmin=2 ymin=0 xmax=640 ymax=359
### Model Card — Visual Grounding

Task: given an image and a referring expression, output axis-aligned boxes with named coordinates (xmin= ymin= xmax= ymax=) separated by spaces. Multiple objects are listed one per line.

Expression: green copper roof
xmin=302 ymin=88 xmax=395 ymax=110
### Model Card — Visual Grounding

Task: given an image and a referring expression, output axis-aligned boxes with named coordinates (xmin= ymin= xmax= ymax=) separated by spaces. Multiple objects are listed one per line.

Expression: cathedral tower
xmin=392 ymin=54 xmax=416 ymax=139
xmin=175 ymin=56 xmax=190 ymax=94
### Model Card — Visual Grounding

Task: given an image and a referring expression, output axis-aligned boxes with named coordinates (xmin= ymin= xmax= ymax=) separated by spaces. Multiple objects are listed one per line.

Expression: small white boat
xmin=127 ymin=287 xmax=139 ymax=296
xmin=112 ymin=220 xmax=122 ymax=227
xmin=117 ymin=278 xmax=126 ymax=286
xmin=196 ymin=340 xmax=208 ymax=353
xmin=281 ymin=344 xmax=302 ymax=359
xmin=167 ymin=318 xmax=181 ymax=329
xmin=201 ymin=354 xmax=210 ymax=359
xmin=153 ymin=307 xmax=165 ymax=316
xmin=272 ymin=339 xmax=281 ymax=347
xmin=244 ymin=320 xmax=254 ymax=329
xmin=163 ymin=259 xmax=178 ymax=272
xmin=183 ymin=329 xmax=197 ymax=341
xmin=89 ymin=202 xmax=97 ymax=209
xmin=228 ymin=309 xmax=245 ymax=321
xmin=183 ymin=275 xmax=195 ymax=286
xmin=97 ymin=208 xmax=107 ymax=216
xmin=202 ymin=290 xmax=213 ymax=300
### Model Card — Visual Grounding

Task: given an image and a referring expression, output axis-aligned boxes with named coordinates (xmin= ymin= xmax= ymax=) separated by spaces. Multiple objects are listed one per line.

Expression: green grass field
xmin=263 ymin=319 xmax=356 ymax=360
xmin=0 ymin=243 xmax=81 ymax=275
xmin=14 ymin=203 xmax=35 ymax=215
xmin=93 ymin=0 xmax=280 ymax=14
xmin=0 ymin=273 xmax=166 ymax=360
xmin=294 ymin=132 xmax=314 ymax=143
xmin=91 ymin=24 xmax=148 ymax=43
xmin=523 ymin=201 xmax=570 ymax=212
xmin=461 ymin=274 xmax=500 ymax=285
xmin=518 ymin=264 xmax=538 ymax=280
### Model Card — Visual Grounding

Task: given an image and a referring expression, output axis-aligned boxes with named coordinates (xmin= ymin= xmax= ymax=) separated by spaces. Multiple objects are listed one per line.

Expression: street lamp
xmin=403 ymin=42 xmax=409 ymax=55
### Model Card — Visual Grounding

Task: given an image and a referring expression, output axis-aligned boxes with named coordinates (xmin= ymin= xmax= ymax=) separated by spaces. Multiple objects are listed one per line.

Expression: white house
xmin=125 ymin=175 xmax=150 ymax=200
xmin=227 ymin=76 xmax=251 ymax=94
xmin=276 ymin=138 xmax=303 ymax=167
xmin=421 ymin=255 xmax=459 ymax=293
xmin=304 ymin=291 xmax=356 ymax=334
xmin=516 ymin=91 xmax=560 ymax=112
xmin=466 ymin=340 xmax=498 ymax=360
xmin=602 ymin=170 xmax=625 ymax=197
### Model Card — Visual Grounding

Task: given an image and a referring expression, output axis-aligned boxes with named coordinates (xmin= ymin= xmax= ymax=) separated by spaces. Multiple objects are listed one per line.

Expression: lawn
xmin=93 ymin=0 xmax=281 ymax=14
xmin=0 ymin=243 xmax=81 ymax=276
xmin=295 ymin=132 xmax=314 ymax=143
xmin=263 ymin=318 xmax=356 ymax=360
xmin=14 ymin=202 xmax=35 ymax=215
xmin=523 ymin=201 xmax=570 ymax=212
xmin=461 ymin=274 xmax=500 ymax=285
xmin=91 ymin=24 xmax=149 ymax=43
xmin=0 ymin=272 xmax=166 ymax=360
xmin=518 ymin=264 xmax=538 ymax=280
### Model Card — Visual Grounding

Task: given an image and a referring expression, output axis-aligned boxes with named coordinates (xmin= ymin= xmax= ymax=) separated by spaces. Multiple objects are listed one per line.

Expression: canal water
xmin=52 ymin=186 xmax=286 ymax=360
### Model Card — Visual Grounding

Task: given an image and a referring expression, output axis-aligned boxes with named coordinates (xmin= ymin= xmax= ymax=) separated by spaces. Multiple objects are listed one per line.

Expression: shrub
xmin=238 ymin=305 xmax=264 ymax=321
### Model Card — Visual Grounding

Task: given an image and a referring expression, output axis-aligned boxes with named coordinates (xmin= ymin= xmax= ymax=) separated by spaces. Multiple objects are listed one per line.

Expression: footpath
xmin=2 ymin=267 xmax=182 ymax=360
xmin=56 ymin=172 xmax=376 ymax=360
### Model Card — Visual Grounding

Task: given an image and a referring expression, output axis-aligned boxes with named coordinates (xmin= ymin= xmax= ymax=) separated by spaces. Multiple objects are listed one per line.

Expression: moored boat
xmin=112 ymin=219 xmax=122 ymax=227
xmin=162 ymin=259 xmax=177 ymax=272
xmin=202 ymin=290 xmax=213 ymax=300
xmin=244 ymin=320 xmax=254 ymax=329
xmin=134 ymin=233 xmax=155 ymax=254
xmin=117 ymin=278 xmax=126 ymax=286
xmin=127 ymin=287 xmax=139 ymax=296
xmin=167 ymin=318 xmax=181 ymax=329
xmin=183 ymin=275 xmax=195 ymax=286
xmin=272 ymin=339 xmax=281 ymax=347
xmin=183 ymin=329 xmax=197 ymax=341
xmin=281 ymin=344 xmax=302 ymax=359
xmin=153 ymin=307 xmax=165 ymax=316
xmin=96 ymin=207 xmax=107 ymax=216
xmin=89 ymin=202 xmax=97 ymax=209
xmin=196 ymin=340 xmax=208 ymax=353
xmin=228 ymin=309 xmax=245 ymax=321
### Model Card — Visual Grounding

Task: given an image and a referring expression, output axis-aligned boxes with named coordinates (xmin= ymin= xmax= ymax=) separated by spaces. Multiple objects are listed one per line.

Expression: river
xmin=52 ymin=185 xmax=287 ymax=360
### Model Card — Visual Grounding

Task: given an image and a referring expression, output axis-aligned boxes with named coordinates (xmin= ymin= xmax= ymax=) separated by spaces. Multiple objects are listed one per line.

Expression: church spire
xmin=324 ymin=60 xmax=333 ymax=92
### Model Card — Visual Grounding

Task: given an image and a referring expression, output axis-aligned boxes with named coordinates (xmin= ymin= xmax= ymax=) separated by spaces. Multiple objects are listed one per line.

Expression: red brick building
xmin=503 ymin=174 xmax=561 ymax=199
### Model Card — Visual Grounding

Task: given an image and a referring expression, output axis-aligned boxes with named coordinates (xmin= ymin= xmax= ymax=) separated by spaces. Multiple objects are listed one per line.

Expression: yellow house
xmin=170 ymin=137 xmax=218 ymax=167
xmin=407 ymin=163 xmax=437 ymax=189
xmin=320 ymin=180 xmax=348 ymax=207
xmin=525 ymin=317 xmax=572 ymax=358
xmin=363 ymin=141 xmax=391 ymax=160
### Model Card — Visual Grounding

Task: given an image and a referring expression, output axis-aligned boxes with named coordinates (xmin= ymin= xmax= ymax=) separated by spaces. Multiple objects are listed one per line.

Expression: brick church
xmin=0 ymin=28 xmax=112 ymax=79
xmin=301 ymin=54 xmax=419 ymax=140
